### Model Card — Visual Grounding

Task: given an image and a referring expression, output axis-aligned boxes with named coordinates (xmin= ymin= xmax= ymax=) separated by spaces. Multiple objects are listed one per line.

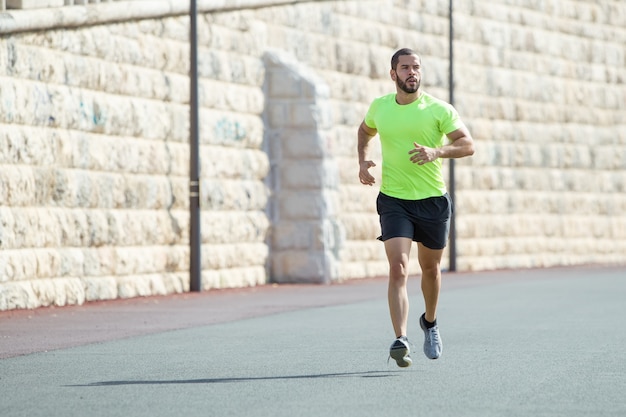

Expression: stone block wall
xmin=452 ymin=0 xmax=626 ymax=270
xmin=0 ymin=6 xmax=272 ymax=309
xmin=0 ymin=0 xmax=624 ymax=310
xmin=0 ymin=20 xmax=193 ymax=309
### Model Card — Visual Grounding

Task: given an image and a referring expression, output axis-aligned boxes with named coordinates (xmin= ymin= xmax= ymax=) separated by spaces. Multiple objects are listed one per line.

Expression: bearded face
xmin=396 ymin=75 xmax=420 ymax=94
xmin=391 ymin=54 xmax=422 ymax=95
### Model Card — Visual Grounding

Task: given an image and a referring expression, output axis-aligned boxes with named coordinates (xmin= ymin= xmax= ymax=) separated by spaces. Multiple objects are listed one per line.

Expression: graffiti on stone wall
xmin=79 ymin=98 xmax=107 ymax=131
xmin=32 ymin=85 xmax=56 ymax=126
xmin=214 ymin=117 xmax=246 ymax=143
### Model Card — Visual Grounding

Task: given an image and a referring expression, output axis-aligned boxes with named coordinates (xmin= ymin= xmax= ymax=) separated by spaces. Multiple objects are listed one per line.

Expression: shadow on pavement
xmin=67 ymin=370 xmax=400 ymax=387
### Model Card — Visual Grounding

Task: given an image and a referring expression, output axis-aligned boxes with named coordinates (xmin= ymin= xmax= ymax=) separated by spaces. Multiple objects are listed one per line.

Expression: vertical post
xmin=189 ymin=0 xmax=202 ymax=291
xmin=448 ymin=0 xmax=457 ymax=272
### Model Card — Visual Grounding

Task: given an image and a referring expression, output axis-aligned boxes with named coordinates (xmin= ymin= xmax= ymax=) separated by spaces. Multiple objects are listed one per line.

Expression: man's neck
xmin=395 ymin=89 xmax=422 ymax=105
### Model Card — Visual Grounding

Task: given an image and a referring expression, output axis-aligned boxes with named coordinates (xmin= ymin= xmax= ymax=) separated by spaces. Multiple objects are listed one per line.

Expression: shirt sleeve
xmin=364 ymin=98 xmax=380 ymax=129
xmin=439 ymin=103 xmax=465 ymax=134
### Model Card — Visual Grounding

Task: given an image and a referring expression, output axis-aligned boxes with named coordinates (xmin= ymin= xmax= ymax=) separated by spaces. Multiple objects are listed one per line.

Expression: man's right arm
xmin=358 ymin=121 xmax=378 ymax=186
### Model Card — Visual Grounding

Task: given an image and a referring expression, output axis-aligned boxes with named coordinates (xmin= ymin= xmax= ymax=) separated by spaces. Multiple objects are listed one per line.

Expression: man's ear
xmin=390 ymin=69 xmax=396 ymax=81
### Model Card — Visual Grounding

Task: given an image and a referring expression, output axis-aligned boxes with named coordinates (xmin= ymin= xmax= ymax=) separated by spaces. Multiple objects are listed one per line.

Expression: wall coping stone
xmin=0 ymin=0 xmax=343 ymax=34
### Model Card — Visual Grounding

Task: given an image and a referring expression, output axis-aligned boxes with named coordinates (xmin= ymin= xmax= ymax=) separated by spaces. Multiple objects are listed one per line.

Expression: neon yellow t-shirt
xmin=364 ymin=92 xmax=465 ymax=200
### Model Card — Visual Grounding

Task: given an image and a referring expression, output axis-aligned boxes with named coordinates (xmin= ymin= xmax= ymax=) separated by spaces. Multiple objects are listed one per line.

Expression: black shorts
xmin=376 ymin=192 xmax=453 ymax=250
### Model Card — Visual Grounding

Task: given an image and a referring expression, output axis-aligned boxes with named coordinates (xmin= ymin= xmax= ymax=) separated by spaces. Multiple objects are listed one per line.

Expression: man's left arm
xmin=409 ymin=127 xmax=475 ymax=165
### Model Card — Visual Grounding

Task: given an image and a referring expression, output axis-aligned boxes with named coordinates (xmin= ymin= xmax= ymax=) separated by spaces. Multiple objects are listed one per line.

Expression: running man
xmin=357 ymin=48 xmax=475 ymax=367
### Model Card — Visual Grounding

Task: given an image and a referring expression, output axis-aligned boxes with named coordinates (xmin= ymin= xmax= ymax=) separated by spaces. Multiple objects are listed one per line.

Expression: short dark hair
xmin=391 ymin=48 xmax=420 ymax=70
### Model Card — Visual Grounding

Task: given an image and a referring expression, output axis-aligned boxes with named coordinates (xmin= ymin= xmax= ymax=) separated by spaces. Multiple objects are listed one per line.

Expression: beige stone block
xmin=82 ymin=276 xmax=118 ymax=301
xmin=203 ymin=211 xmax=269 ymax=244
xmin=0 ymin=281 xmax=39 ymax=310
xmin=339 ymin=185 xmax=379 ymax=212
xmin=112 ymin=246 xmax=173 ymax=276
xmin=278 ymin=190 xmax=335 ymax=220
xmin=0 ymin=250 xmax=33 ymax=281
xmin=203 ymin=147 xmax=268 ymax=180
xmin=272 ymin=250 xmax=337 ymax=284
xmin=267 ymin=102 xmax=290 ymax=128
xmin=161 ymin=273 xmax=186 ymax=294
xmin=201 ymin=179 xmax=269 ymax=211
xmin=200 ymin=110 xmax=264 ymax=148
xmin=272 ymin=221 xmax=315 ymax=251
xmin=6 ymin=0 xmax=64 ymax=9
xmin=281 ymin=159 xmax=337 ymax=190
xmin=203 ymin=243 xmax=268 ymax=270
xmin=29 ymin=277 xmax=85 ymax=308
xmin=339 ymin=260 xmax=388 ymax=280
xmin=267 ymin=69 xmax=303 ymax=98
xmin=202 ymin=266 xmax=266 ymax=290
xmin=338 ymin=240 xmax=386 ymax=263
xmin=338 ymin=213 xmax=379 ymax=241
xmin=115 ymin=273 xmax=181 ymax=299
xmin=610 ymin=217 xmax=626 ymax=239
xmin=199 ymin=79 xmax=261 ymax=114
xmin=279 ymin=129 xmax=329 ymax=159
xmin=272 ymin=219 xmax=341 ymax=251
xmin=290 ymin=102 xmax=323 ymax=128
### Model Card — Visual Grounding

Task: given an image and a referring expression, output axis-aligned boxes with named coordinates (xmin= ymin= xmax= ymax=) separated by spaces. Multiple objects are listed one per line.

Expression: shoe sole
xmin=390 ymin=346 xmax=412 ymax=368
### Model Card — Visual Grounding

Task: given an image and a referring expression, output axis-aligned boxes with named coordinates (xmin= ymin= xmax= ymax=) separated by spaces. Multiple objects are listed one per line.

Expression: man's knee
xmin=419 ymin=259 xmax=441 ymax=279
xmin=417 ymin=244 xmax=443 ymax=278
xmin=420 ymin=264 xmax=440 ymax=279
xmin=389 ymin=261 xmax=409 ymax=281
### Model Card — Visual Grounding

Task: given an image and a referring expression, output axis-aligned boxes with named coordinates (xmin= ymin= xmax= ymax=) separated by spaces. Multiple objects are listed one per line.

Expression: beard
xmin=397 ymin=77 xmax=420 ymax=94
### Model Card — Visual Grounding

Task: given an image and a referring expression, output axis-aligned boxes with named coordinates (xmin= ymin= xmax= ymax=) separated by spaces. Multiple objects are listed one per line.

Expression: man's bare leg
xmin=417 ymin=243 xmax=443 ymax=322
xmin=385 ymin=237 xmax=414 ymax=367
xmin=384 ymin=237 xmax=413 ymax=337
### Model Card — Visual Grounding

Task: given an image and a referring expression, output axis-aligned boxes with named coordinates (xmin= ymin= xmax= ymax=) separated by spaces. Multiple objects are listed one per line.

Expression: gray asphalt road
xmin=1 ymin=266 xmax=625 ymax=417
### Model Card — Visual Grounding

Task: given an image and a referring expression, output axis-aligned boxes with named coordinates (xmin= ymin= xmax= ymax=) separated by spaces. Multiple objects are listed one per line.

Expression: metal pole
xmin=448 ymin=0 xmax=457 ymax=272
xmin=189 ymin=0 xmax=202 ymax=291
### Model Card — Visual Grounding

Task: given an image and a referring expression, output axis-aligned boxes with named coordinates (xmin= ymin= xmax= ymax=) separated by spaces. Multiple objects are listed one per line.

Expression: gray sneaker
xmin=420 ymin=315 xmax=442 ymax=359
xmin=389 ymin=336 xmax=412 ymax=368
